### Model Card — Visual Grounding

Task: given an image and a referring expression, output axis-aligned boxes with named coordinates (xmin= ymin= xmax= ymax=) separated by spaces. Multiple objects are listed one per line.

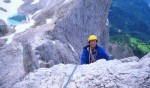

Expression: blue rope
xmin=63 ymin=64 xmax=78 ymax=88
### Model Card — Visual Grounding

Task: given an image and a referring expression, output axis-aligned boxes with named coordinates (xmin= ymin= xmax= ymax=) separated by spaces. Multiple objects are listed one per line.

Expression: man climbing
xmin=81 ymin=35 xmax=110 ymax=64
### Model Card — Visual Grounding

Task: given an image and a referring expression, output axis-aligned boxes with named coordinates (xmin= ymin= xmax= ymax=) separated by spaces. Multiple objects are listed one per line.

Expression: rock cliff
xmin=0 ymin=0 xmax=111 ymax=87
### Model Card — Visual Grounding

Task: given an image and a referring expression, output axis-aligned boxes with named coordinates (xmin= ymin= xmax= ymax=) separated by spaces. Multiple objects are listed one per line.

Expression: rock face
xmin=0 ymin=42 xmax=25 ymax=88
xmin=0 ymin=38 xmax=7 ymax=47
xmin=0 ymin=19 xmax=7 ymax=37
xmin=0 ymin=0 xmax=111 ymax=88
xmin=109 ymin=44 xmax=134 ymax=59
xmin=22 ymin=42 xmax=39 ymax=74
xmin=13 ymin=56 xmax=150 ymax=88
xmin=140 ymin=52 xmax=150 ymax=61
xmin=0 ymin=19 xmax=15 ymax=46
xmin=15 ymin=0 xmax=112 ymax=67
xmin=3 ymin=0 xmax=11 ymax=3
xmin=120 ymin=56 xmax=139 ymax=63
xmin=18 ymin=0 xmax=111 ymax=51
xmin=0 ymin=7 xmax=7 ymax=12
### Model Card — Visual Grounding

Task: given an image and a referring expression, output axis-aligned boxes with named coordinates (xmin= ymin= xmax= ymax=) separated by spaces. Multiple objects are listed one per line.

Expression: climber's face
xmin=89 ymin=40 xmax=97 ymax=48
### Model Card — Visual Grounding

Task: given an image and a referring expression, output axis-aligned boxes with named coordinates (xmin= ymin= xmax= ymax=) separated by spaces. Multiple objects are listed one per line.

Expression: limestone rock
xmin=17 ymin=0 xmax=111 ymax=51
xmin=0 ymin=7 xmax=7 ymax=12
xmin=140 ymin=52 xmax=150 ymax=61
xmin=13 ymin=57 xmax=150 ymax=88
xmin=0 ymin=19 xmax=7 ymax=37
xmin=0 ymin=42 xmax=25 ymax=88
xmin=120 ymin=56 xmax=139 ymax=63
xmin=23 ymin=41 xmax=39 ymax=74
xmin=109 ymin=44 xmax=134 ymax=59
xmin=0 ymin=19 xmax=15 ymax=37
xmin=3 ymin=0 xmax=11 ymax=3
xmin=0 ymin=0 xmax=111 ymax=88
xmin=0 ymin=38 xmax=7 ymax=47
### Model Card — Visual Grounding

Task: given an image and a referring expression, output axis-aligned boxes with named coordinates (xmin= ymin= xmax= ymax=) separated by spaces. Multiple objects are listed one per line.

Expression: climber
xmin=81 ymin=35 xmax=110 ymax=64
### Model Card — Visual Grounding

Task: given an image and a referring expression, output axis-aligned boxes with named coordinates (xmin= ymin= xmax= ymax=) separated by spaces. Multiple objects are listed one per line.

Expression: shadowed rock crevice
xmin=22 ymin=41 xmax=39 ymax=74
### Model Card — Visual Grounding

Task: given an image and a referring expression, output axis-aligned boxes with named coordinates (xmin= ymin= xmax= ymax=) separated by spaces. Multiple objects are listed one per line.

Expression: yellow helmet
xmin=88 ymin=35 xmax=98 ymax=41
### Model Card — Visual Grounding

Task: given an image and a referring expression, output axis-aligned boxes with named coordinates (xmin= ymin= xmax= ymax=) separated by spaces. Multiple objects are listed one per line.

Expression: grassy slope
xmin=130 ymin=37 xmax=150 ymax=53
xmin=110 ymin=35 xmax=150 ymax=58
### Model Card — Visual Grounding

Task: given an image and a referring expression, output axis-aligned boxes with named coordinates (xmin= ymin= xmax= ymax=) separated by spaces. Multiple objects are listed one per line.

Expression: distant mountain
xmin=109 ymin=0 xmax=150 ymax=57
xmin=109 ymin=0 xmax=150 ymax=41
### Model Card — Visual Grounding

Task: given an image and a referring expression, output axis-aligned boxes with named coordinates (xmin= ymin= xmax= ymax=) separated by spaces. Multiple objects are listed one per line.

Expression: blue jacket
xmin=81 ymin=45 xmax=110 ymax=64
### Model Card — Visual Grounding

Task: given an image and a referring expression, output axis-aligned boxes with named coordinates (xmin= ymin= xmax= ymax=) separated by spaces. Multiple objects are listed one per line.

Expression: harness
xmin=87 ymin=46 xmax=97 ymax=64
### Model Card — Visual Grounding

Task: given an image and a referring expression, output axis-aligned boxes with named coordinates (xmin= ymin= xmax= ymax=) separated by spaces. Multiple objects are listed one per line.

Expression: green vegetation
xmin=130 ymin=37 xmax=150 ymax=53
xmin=110 ymin=34 xmax=150 ymax=58
xmin=109 ymin=0 xmax=150 ymax=58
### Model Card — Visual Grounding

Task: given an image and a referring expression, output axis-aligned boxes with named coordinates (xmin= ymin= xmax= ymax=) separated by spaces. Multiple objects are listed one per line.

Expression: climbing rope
xmin=63 ymin=64 xmax=78 ymax=88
